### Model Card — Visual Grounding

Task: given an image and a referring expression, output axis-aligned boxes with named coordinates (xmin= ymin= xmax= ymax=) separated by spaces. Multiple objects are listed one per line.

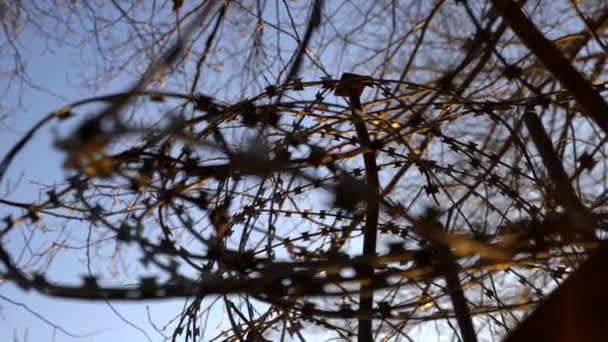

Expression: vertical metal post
xmin=345 ymin=81 xmax=380 ymax=342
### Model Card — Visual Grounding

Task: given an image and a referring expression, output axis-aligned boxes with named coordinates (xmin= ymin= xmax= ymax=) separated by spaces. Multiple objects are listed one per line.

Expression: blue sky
xmin=0 ymin=3 xmax=326 ymax=340
xmin=0 ymin=21 xmax=192 ymax=341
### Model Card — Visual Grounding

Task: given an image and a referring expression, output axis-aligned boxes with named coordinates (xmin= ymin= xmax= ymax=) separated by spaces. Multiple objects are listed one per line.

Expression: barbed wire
xmin=2 ymin=1 xmax=608 ymax=341
xmin=2 ymin=72 xmax=607 ymax=340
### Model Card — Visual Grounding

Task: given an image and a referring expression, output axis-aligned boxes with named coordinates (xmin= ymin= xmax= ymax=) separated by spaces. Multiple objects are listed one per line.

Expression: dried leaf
xmin=172 ymin=0 xmax=184 ymax=12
